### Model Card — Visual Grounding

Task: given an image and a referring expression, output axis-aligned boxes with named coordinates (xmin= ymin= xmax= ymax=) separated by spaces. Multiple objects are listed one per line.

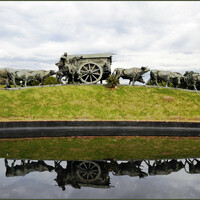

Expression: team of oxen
xmin=0 ymin=66 xmax=200 ymax=90
xmin=0 ymin=68 xmax=56 ymax=88
xmin=113 ymin=67 xmax=200 ymax=91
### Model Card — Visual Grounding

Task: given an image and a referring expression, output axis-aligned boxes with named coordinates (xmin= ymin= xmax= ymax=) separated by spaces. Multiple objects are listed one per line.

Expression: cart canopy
xmin=68 ymin=53 xmax=113 ymax=59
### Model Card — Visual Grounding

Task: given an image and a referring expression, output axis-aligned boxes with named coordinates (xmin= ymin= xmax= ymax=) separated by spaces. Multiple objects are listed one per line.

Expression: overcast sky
xmin=0 ymin=1 xmax=200 ymax=74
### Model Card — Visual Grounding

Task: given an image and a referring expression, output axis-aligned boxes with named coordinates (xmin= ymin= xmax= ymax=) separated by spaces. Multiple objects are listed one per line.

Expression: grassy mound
xmin=0 ymin=85 xmax=200 ymax=121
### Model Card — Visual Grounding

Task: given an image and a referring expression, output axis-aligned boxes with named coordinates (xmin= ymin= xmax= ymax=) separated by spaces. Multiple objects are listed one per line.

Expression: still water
xmin=0 ymin=158 xmax=200 ymax=199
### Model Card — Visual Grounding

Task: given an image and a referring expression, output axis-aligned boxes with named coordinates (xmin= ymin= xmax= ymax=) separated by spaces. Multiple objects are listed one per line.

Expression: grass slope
xmin=0 ymin=85 xmax=200 ymax=121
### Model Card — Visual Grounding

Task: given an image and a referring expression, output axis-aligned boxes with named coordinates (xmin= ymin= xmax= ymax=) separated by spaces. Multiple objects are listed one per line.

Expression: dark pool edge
xmin=0 ymin=121 xmax=200 ymax=138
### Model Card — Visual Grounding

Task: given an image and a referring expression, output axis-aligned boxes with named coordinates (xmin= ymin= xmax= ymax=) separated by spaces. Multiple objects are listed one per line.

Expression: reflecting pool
xmin=0 ymin=158 xmax=200 ymax=199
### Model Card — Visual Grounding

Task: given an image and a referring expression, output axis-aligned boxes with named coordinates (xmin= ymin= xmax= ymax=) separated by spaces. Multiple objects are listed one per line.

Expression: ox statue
xmin=113 ymin=67 xmax=150 ymax=86
xmin=183 ymin=71 xmax=200 ymax=91
xmin=2 ymin=68 xmax=36 ymax=88
xmin=1 ymin=68 xmax=56 ymax=88
xmin=146 ymin=70 xmax=183 ymax=88
xmin=30 ymin=70 xmax=56 ymax=86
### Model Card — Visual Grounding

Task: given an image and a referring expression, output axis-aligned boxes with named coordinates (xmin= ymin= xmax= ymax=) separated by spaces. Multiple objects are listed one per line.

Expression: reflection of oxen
xmin=185 ymin=159 xmax=200 ymax=174
xmin=113 ymin=67 xmax=150 ymax=86
xmin=4 ymin=159 xmax=54 ymax=177
xmin=147 ymin=70 xmax=183 ymax=88
xmin=111 ymin=160 xmax=148 ymax=178
xmin=145 ymin=159 xmax=184 ymax=176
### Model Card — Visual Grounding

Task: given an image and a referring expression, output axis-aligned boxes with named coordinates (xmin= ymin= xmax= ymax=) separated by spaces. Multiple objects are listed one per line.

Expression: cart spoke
xmin=87 ymin=173 xmax=90 ymax=179
xmin=85 ymin=75 xmax=89 ymax=81
xmin=92 ymin=75 xmax=98 ymax=80
xmin=80 ymin=71 xmax=88 ymax=75
xmin=93 ymin=72 xmax=100 ymax=75
xmin=91 ymin=65 xmax=95 ymax=71
xmin=77 ymin=165 xmax=85 ymax=170
xmin=90 ymin=169 xmax=99 ymax=172
xmin=81 ymin=74 xmax=87 ymax=78
xmin=93 ymin=69 xmax=100 ymax=73
xmin=79 ymin=171 xmax=87 ymax=177
xmin=81 ymin=73 xmax=88 ymax=76
xmin=90 ymin=171 xmax=98 ymax=176
xmin=83 ymin=66 xmax=88 ymax=71
xmin=89 ymin=173 xmax=94 ymax=179
xmin=91 ymin=165 xmax=97 ymax=169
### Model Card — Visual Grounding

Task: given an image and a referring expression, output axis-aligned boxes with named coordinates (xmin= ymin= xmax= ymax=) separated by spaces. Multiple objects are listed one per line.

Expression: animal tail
xmin=112 ymin=69 xmax=117 ymax=75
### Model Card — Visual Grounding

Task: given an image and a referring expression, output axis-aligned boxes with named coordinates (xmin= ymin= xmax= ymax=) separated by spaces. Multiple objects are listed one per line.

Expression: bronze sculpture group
xmin=0 ymin=52 xmax=199 ymax=91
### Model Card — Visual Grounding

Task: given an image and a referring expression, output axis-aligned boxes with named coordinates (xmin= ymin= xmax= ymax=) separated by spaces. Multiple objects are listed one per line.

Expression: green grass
xmin=0 ymin=85 xmax=200 ymax=121
xmin=1 ymin=85 xmax=200 ymax=161
xmin=0 ymin=136 xmax=200 ymax=160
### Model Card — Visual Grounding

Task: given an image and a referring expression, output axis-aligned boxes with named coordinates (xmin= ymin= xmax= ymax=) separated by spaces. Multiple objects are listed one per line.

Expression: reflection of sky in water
xmin=0 ymin=159 xmax=200 ymax=199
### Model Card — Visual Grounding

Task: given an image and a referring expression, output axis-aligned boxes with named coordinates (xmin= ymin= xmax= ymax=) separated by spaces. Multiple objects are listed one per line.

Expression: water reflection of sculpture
xmin=4 ymin=158 xmax=200 ymax=191
xmin=54 ymin=160 xmax=110 ymax=190
xmin=184 ymin=158 xmax=200 ymax=174
xmin=4 ymin=159 xmax=54 ymax=177
xmin=109 ymin=160 xmax=148 ymax=178
xmin=144 ymin=159 xmax=184 ymax=176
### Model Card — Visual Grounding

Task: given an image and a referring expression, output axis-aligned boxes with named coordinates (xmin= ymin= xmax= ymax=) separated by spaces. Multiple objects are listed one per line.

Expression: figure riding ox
xmin=146 ymin=70 xmax=183 ymax=88
xmin=55 ymin=52 xmax=82 ymax=84
xmin=113 ymin=67 xmax=150 ymax=86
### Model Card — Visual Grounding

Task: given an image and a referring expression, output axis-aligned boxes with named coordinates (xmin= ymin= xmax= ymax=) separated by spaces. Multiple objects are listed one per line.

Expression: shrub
xmin=106 ymin=74 xmax=120 ymax=88
xmin=28 ymin=76 xmax=58 ymax=86
xmin=42 ymin=76 xmax=58 ymax=85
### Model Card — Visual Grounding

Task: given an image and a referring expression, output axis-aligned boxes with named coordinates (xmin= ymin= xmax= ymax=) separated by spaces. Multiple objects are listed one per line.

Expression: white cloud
xmin=0 ymin=1 xmax=200 ymax=74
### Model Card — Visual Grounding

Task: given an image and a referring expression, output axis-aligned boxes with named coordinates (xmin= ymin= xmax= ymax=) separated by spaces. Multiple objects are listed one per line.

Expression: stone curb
xmin=0 ymin=121 xmax=200 ymax=138
xmin=2 ymin=84 xmax=200 ymax=93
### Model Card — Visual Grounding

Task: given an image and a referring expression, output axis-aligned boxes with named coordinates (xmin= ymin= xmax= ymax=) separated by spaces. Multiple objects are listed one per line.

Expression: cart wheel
xmin=76 ymin=161 xmax=101 ymax=181
xmin=78 ymin=63 xmax=103 ymax=84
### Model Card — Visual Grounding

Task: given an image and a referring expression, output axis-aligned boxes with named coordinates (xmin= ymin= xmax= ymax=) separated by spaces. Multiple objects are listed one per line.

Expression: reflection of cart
xmin=64 ymin=53 xmax=113 ymax=84
xmin=71 ymin=160 xmax=110 ymax=187
xmin=54 ymin=160 xmax=111 ymax=190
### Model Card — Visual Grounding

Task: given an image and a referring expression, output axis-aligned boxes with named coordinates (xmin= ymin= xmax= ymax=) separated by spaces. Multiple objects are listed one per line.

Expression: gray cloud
xmin=0 ymin=1 xmax=200 ymax=73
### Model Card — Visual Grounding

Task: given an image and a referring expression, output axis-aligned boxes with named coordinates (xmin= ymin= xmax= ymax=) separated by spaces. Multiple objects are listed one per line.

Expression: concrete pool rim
xmin=0 ymin=120 xmax=200 ymax=138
